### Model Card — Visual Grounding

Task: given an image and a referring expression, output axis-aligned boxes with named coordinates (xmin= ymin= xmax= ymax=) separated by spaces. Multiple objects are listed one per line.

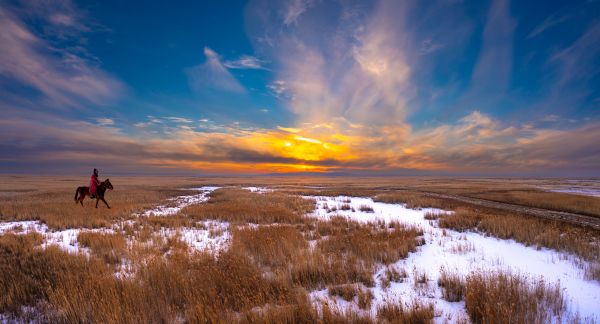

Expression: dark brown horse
xmin=74 ymin=179 xmax=114 ymax=208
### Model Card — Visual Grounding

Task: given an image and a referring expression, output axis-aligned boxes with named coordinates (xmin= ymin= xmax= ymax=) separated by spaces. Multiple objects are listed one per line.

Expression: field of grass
xmin=0 ymin=175 xmax=599 ymax=322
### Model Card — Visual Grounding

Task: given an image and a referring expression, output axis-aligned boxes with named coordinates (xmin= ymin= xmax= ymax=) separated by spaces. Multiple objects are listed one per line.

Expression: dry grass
xmin=0 ymin=233 xmax=110 ymax=318
xmin=465 ymin=270 xmax=565 ymax=324
xmin=437 ymin=268 xmax=466 ymax=302
xmin=437 ymin=207 xmax=481 ymax=231
xmin=234 ymin=291 xmax=320 ymax=323
xmin=374 ymin=191 xmax=459 ymax=210
xmin=357 ymin=288 xmax=374 ymax=310
xmin=288 ymin=250 xmax=375 ymax=289
xmin=471 ymin=190 xmax=600 ymax=218
xmin=328 ymin=284 xmax=360 ymax=301
xmin=358 ymin=204 xmax=375 ymax=213
xmin=376 ymin=300 xmax=435 ymax=324
xmin=1 ymin=175 xmax=598 ymax=322
xmin=182 ymin=188 xmax=314 ymax=224
xmin=423 ymin=212 xmax=441 ymax=220
xmin=0 ymin=186 xmax=189 ymax=230
xmin=77 ymin=232 xmax=127 ymax=265
xmin=325 ymin=284 xmax=373 ymax=310
xmin=231 ymin=225 xmax=307 ymax=268
xmin=381 ymin=266 xmax=408 ymax=289
xmin=0 ymin=237 xmax=299 ymax=322
xmin=316 ymin=217 xmax=423 ymax=265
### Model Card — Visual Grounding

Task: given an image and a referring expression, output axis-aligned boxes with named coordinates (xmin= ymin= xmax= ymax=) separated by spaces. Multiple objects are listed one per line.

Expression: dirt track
xmin=423 ymin=192 xmax=600 ymax=231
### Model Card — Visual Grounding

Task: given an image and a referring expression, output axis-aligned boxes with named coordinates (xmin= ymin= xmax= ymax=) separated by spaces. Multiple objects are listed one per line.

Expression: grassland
xmin=0 ymin=175 xmax=599 ymax=322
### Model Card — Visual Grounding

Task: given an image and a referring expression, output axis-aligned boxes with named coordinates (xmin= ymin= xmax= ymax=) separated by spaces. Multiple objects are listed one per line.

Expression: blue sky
xmin=0 ymin=0 xmax=599 ymax=175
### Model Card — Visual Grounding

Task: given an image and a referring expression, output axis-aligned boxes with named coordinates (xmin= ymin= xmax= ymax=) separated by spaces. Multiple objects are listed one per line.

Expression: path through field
xmin=417 ymin=191 xmax=600 ymax=230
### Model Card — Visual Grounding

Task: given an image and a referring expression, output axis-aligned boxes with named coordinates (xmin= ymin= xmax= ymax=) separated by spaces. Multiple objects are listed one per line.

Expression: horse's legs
xmin=95 ymin=198 xmax=99 ymax=208
xmin=101 ymin=198 xmax=110 ymax=209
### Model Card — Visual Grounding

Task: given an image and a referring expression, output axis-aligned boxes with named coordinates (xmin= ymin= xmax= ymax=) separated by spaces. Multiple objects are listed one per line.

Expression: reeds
xmin=376 ymin=300 xmax=435 ymax=323
xmin=465 ymin=270 xmax=565 ymax=324
xmin=181 ymin=188 xmax=314 ymax=224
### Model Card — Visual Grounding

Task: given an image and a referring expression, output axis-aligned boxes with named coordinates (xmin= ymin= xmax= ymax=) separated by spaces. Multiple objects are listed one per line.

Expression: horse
xmin=74 ymin=179 xmax=114 ymax=208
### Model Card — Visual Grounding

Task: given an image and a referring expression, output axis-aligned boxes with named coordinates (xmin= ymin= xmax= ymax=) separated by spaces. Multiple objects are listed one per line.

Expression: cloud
xmin=542 ymin=114 xmax=560 ymax=122
xmin=282 ymin=0 xmax=316 ymax=26
xmin=551 ymin=21 xmax=600 ymax=87
xmin=527 ymin=14 xmax=569 ymax=39
xmin=185 ymin=47 xmax=247 ymax=94
xmin=469 ymin=0 xmax=515 ymax=94
xmin=223 ymin=55 xmax=269 ymax=70
xmin=96 ymin=118 xmax=114 ymax=126
xmin=0 ymin=2 xmax=124 ymax=108
xmin=165 ymin=117 xmax=193 ymax=124
xmin=267 ymin=80 xmax=290 ymax=98
xmin=419 ymin=39 xmax=445 ymax=55
xmin=2 ymin=104 xmax=599 ymax=175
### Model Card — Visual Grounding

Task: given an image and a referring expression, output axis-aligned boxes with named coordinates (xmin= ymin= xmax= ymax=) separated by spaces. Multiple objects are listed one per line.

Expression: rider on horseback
xmin=90 ymin=168 xmax=100 ymax=199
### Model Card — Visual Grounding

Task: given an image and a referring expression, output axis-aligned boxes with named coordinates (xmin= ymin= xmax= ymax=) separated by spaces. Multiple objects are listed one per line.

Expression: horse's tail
xmin=74 ymin=187 xmax=79 ymax=202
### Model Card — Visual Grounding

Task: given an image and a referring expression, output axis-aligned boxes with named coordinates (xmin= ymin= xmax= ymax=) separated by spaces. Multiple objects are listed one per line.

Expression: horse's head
xmin=104 ymin=178 xmax=114 ymax=190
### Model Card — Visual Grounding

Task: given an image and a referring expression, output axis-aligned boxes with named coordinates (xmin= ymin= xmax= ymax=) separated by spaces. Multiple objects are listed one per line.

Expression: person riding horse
xmin=74 ymin=168 xmax=113 ymax=208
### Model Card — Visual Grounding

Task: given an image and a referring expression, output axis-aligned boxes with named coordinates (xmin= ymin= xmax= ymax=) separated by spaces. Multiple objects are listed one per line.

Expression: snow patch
xmin=158 ymin=220 xmax=230 ymax=253
xmin=0 ymin=220 xmax=114 ymax=255
xmin=142 ymin=186 xmax=219 ymax=216
xmin=306 ymin=196 xmax=600 ymax=322
xmin=243 ymin=186 xmax=273 ymax=194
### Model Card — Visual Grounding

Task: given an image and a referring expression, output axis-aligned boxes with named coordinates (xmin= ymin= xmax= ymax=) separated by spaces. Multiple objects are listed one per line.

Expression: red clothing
xmin=90 ymin=174 xmax=99 ymax=194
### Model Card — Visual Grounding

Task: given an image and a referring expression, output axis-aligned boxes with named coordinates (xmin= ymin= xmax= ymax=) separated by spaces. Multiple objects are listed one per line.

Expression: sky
xmin=0 ymin=0 xmax=599 ymax=176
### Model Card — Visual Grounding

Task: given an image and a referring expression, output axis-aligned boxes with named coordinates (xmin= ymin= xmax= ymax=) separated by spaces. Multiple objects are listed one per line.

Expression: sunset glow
xmin=0 ymin=0 xmax=598 ymax=175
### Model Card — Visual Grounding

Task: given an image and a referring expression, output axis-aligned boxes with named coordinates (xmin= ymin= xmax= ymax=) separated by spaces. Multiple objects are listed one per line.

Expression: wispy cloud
xmin=469 ymin=0 xmax=515 ymax=94
xmin=527 ymin=14 xmax=569 ymax=39
xmin=0 ymin=1 xmax=124 ymax=108
xmin=419 ymin=39 xmax=445 ymax=55
xmin=185 ymin=47 xmax=246 ymax=94
xmin=542 ymin=114 xmax=559 ymax=122
xmin=266 ymin=80 xmax=290 ymax=98
xmin=223 ymin=55 xmax=269 ymax=70
xmin=95 ymin=118 xmax=114 ymax=126
xmin=283 ymin=0 xmax=316 ymax=26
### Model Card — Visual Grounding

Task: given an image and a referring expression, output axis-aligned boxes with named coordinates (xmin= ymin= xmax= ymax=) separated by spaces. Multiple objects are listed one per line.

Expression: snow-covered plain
xmin=537 ymin=180 xmax=600 ymax=197
xmin=0 ymin=187 xmax=228 ymax=256
xmin=0 ymin=220 xmax=114 ymax=255
xmin=306 ymin=196 xmax=600 ymax=322
xmin=2 ymin=187 xmax=600 ymax=322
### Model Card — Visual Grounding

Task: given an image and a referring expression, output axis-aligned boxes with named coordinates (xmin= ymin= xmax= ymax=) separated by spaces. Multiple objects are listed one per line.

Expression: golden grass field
xmin=0 ymin=175 xmax=599 ymax=323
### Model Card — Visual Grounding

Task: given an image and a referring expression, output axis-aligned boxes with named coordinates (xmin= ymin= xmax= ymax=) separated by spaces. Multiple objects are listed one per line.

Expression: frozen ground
xmin=0 ymin=187 xmax=229 ymax=257
xmin=157 ymin=220 xmax=230 ymax=253
xmin=537 ymin=180 xmax=600 ymax=198
xmin=548 ymin=188 xmax=600 ymax=198
xmin=243 ymin=186 xmax=273 ymax=193
xmin=2 ymin=188 xmax=599 ymax=322
xmin=141 ymin=186 xmax=219 ymax=216
xmin=306 ymin=196 xmax=600 ymax=322
xmin=0 ymin=220 xmax=114 ymax=255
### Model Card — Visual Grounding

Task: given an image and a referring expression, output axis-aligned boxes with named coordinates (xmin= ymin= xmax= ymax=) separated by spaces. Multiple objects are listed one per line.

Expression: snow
xmin=141 ymin=186 xmax=219 ymax=216
xmin=548 ymin=188 xmax=600 ymax=198
xmin=305 ymin=196 xmax=600 ymax=322
xmin=0 ymin=220 xmax=114 ymax=255
xmin=243 ymin=186 xmax=273 ymax=194
xmin=158 ymin=220 xmax=230 ymax=253
xmin=537 ymin=181 xmax=600 ymax=198
xmin=3 ymin=189 xmax=599 ymax=321
xmin=0 ymin=186 xmax=224 ymax=256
